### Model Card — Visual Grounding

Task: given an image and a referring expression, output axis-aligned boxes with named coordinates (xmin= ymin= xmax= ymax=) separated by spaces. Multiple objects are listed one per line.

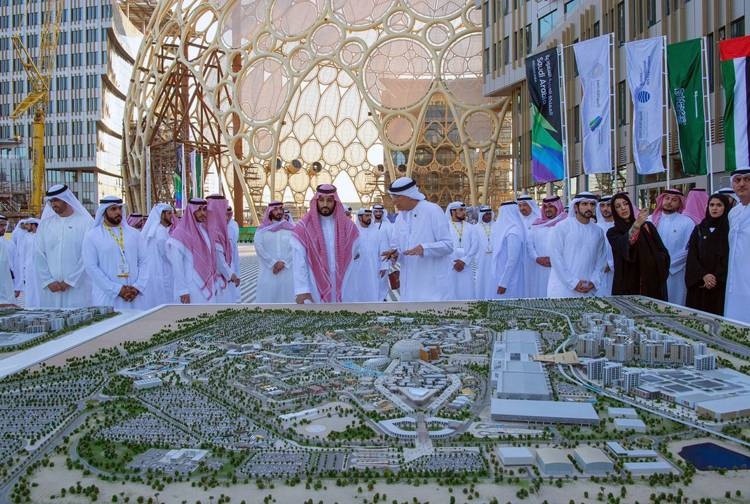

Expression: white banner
xmin=625 ymin=37 xmax=666 ymax=174
xmin=573 ymin=35 xmax=612 ymax=174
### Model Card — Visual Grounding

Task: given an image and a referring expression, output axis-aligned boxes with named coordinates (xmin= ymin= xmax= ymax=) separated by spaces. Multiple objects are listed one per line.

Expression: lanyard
xmin=451 ymin=221 xmax=464 ymax=246
xmin=105 ymin=225 xmax=126 ymax=259
xmin=482 ymin=223 xmax=492 ymax=243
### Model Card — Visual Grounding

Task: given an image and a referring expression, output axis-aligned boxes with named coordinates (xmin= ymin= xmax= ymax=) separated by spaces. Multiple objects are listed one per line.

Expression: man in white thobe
xmin=21 ymin=219 xmax=41 ymax=308
xmin=725 ymin=169 xmax=750 ymax=323
xmin=548 ymin=193 xmax=608 ymax=298
xmin=381 ymin=177 xmax=453 ymax=302
xmin=292 ymin=184 xmax=359 ymax=304
xmin=445 ymin=202 xmax=480 ymax=300
xmin=166 ymin=198 xmax=218 ymax=304
xmin=206 ymin=195 xmax=240 ymax=304
xmin=141 ymin=203 xmax=175 ymax=308
xmin=475 ymin=205 xmax=497 ymax=299
xmin=0 ymin=238 xmax=14 ymax=305
xmin=651 ymin=188 xmax=694 ymax=305
xmin=527 ymin=196 xmax=566 ymax=298
xmin=11 ymin=218 xmax=29 ymax=300
xmin=492 ymin=202 xmax=525 ymax=299
xmin=82 ymin=196 xmax=149 ymax=309
xmin=345 ymin=208 xmax=387 ymax=302
xmin=517 ymin=194 xmax=541 ymax=234
xmin=372 ymin=204 xmax=392 ymax=233
xmin=596 ymin=195 xmax=615 ymax=296
xmin=34 ymin=184 xmax=93 ymax=308
xmin=372 ymin=204 xmax=393 ymax=301
xmin=254 ymin=201 xmax=296 ymax=303
xmin=226 ymin=206 xmax=241 ymax=302
xmin=517 ymin=194 xmax=541 ymax=298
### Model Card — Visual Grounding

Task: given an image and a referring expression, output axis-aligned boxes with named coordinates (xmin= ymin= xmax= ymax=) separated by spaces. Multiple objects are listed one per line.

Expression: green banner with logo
xmin=667 ymin=38 xmax=707 ymax=175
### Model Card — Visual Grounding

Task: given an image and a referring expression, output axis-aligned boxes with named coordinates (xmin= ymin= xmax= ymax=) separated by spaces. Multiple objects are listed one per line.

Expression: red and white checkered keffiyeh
xmin=293 ymin=185 xmax=358 ymax=302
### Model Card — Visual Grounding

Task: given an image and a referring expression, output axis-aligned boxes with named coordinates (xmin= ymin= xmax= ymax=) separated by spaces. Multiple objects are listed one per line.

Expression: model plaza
xmin=0 ymin=296 xmax=748 ymax=503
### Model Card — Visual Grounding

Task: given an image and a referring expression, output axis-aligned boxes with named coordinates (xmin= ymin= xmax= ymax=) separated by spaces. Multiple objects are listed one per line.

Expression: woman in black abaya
xmin=606 ymin=193 xmax=670 ymax=301
xmin=685 ymin=193 xmax=730 ymax=315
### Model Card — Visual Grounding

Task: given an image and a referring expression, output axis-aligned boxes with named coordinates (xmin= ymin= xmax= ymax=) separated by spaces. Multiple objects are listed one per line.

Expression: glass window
xmin=564 ymin=0 xmax=579 ymax=14
xmin=494 ymin=40 xmax=501 ymax=72
xmin=525 ymin=23 xmax=532 ymax=55
xmin=593 ymin=21 xmax=600 ymax=37
xmin=617 ymin=2 xmax=625 ymax=45
xmin=538 ymin=9 xmax=558 ymax=42
xmin=574 ymin=104 xmax=580 ymax=143
xmin=503 ymin=36 xmax=509 ymax=65
xmin=731 ymin=17 xmax=745 ymax=38
xmin=648 ymin=0 xmax=657 ymax=27
xmin=617 ymin=80 xmax=627 ymax=126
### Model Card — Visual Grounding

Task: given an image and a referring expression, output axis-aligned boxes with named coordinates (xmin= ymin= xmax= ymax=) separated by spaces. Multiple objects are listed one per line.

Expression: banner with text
xmin=625 ymin=37 xmax=665 ymax=175
xmin=667 ymin=38 xmax=707 ymax=175
xmin=573 ymin=35 xmax=612 ymax=174
xmin=719 ymin=34 xmax=750 ymax=172
xmin=525 ymin=47 xmax=565 ymax=183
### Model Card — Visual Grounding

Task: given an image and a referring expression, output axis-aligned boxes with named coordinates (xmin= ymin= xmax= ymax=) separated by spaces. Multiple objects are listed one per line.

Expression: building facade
xmin=482 ymin=0 xmax=748 ymax=204
xmin=0 ymin=0 xmax=142 ymax=214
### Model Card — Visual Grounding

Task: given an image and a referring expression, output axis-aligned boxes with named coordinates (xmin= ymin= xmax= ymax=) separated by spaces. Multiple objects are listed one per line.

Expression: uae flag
xmin=720 ymin=35 xmax=750 ymax=172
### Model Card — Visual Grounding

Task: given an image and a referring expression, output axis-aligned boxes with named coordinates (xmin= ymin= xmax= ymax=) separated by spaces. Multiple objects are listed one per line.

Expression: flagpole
xmin=701 ymin=36 xmax=715 ymax=194
xmin=610 ymin=32 xmax=618 ymax=193
xmin=180 ymin=144 xmax=187 ymax=210
xmin=190 ymin=150 xmax=197 ymax=199
xmin=558 ymin=43 xmax=571 ymax=204
xmin=663 ymin=35 xmax=671 ymax=189
xmin=145 ymin=147 xmax=152 ymax=210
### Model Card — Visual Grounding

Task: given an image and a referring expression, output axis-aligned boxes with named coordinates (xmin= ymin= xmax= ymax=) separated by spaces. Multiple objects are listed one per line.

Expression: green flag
xmin=667 ymin=38 xmax=707 ymax=175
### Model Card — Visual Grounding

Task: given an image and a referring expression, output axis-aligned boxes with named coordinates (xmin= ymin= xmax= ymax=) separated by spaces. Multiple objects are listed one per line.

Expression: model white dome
xmin=390 ymin=339 xmax=422 ymax=361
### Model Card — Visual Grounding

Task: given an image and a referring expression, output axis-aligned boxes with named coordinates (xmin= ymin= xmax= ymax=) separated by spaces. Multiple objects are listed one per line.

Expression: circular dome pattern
xmin=124 ymin=0 xmax=510 ymax=219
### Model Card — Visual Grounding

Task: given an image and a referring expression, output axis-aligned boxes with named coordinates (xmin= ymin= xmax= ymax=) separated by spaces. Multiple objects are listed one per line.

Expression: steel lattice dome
xmin=124 ymin=0 xmax=511 ymax=222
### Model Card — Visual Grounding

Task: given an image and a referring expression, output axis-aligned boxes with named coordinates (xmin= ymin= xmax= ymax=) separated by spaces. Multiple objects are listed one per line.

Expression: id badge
xmin=117 ymin=260 xmax=129 ymax=278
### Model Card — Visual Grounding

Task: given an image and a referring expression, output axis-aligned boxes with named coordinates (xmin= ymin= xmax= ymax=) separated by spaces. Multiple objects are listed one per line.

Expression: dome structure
xmin=362 ymin=356 xmax=391 ymax=370
xmin=390 ymin=339 xmax=422 ymax=361
xmin=124 ymin=0 xmax=512 ymax=223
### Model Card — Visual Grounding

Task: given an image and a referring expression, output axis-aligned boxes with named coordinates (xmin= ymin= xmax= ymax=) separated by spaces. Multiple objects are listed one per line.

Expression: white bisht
xmin=573 ymin=35 xmax=612 ymax=174
xmin=625 ymin=36 xmax=666 ymax=174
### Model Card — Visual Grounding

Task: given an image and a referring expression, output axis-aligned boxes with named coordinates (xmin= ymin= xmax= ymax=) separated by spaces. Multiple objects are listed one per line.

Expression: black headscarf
xmin=702 ymin=194 xmax=730 ymax=230
xmin=607 ymin=191 xmax=670 ymax=299
xmin=611 ymin=192 xmax=637 ymax=233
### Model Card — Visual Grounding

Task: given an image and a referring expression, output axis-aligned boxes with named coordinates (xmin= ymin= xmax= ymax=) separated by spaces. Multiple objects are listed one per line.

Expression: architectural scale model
xmin=1 ymin=297 xmax=750 ymax=503
xmin=0 ymin=307 xmax=114 ymax=351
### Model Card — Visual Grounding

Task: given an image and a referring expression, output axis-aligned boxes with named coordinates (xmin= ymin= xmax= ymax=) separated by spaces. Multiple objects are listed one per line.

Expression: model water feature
xmin=679 ymin=442 xmax=750 ymax=470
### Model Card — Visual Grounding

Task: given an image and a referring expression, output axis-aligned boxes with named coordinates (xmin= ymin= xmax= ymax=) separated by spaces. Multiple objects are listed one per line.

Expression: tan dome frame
xmin=124 ymin=0 xmax=512 ymax=223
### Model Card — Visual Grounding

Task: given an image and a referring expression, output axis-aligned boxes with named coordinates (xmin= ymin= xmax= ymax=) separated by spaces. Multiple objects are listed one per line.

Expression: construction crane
xmin=10 ymin=0 xmax=64 ymax=216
